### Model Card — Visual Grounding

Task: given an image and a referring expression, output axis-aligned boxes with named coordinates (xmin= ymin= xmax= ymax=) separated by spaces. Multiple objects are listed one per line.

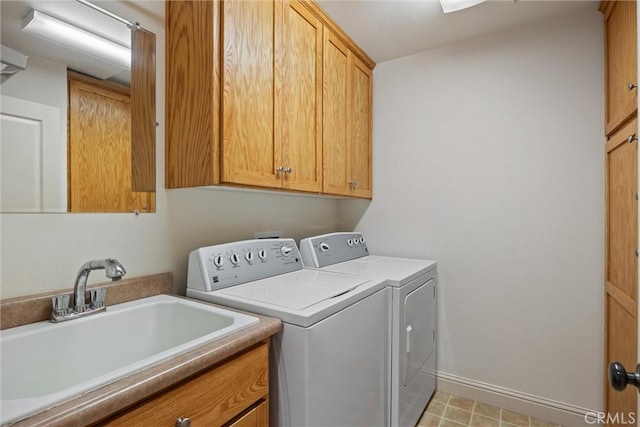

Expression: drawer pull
xmin=629 ymin=82 xmax=638 ymax=91
xmin=175 ymin=417 xmax=191 ymax=427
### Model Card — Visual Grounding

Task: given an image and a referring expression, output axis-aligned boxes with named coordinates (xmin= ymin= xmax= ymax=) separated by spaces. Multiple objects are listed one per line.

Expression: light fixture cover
xmin=439 ymin=0 xmax=488 ymax=13
xmin=21 ymin=10 xmax=130 ymax=69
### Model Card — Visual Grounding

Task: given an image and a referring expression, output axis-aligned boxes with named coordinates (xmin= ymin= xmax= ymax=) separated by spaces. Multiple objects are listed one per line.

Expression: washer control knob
xmin=213 ymin=256 xmax=224 ymax=268
xmin=230 ymin=253 xmax=240 ymax=265
xmin=245 ymin=251 xmax=254 ymax=263
xmin=281 ymin=245 xmax=293 ymax=257
xmin=347 ymin=238 xmax=354 ymax=246
xmin=319 ymin=242 xmax=330 ymax=252
xmin=258 ymin=249 xmax=267 ymax=261
xmin=359 ymin=237 xmax=365 ymax=245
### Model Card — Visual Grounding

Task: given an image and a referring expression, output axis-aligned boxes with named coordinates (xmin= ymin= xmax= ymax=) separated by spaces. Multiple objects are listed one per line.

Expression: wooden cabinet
xmin=602 ymin=0 xmax=637 ymax=136
xmin=604 ymin=119 xmax=638 ymax=421
xmin=277 ymin=0 xmax=323 ymax=192
xmin=100 ymin=341 xmax=269 ymax=426
xmin=166 ymin=0 xmax=374 ymax=198
xmin=322 ymin=30 xmax=372 ymax=198
xmin=221 ymin=0 xmax=323 ymax=192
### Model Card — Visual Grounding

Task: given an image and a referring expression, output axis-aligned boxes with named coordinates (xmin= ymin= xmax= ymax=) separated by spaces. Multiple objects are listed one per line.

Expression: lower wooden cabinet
xmin=99 ymin=341 xmax=269 ymax=426
xmin=228 ymin=400 xmax=269 ymax=427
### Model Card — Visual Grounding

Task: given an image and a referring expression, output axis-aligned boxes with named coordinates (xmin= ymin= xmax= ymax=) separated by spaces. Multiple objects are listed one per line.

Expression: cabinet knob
xmin=175 ymin=417 xmax=191 ymax=427
xmin=276 ymin=166 xmax=284 ymax=173
xmin=284 ymin=167 xmax=293 ymax=174
xmin=627 ymin=134 xmax=638 ymax=143
xmin=348 ymin=180 xmax=358 ymax=187
xmin=629 ymin=83 xmax=638 ymax=91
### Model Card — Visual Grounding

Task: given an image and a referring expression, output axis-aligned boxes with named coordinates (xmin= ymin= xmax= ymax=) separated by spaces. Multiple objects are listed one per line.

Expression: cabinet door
xmin=604 ymin=118 xmax=638 ymax=420
xmin=101 ymin=342 xmax=269 ymax=426
xmin=166 ymin=0 xmax=219 ymax=189
xmin=603 ymin=0 xmax=637 ymax=136
xmin=229 ymin=400 xmax=269 ymax=427
xmin=68 ymin=78 xmax=141 ymax=212
xmin=277 ymin=0 xmax=323 ymax=192
xmin=322 ymin=29 xmax=350 ymax=196
xmin=350 ymin=57 xmax=373 ymax=198
xmin=222 ymin=0 xmax=281 ymax=188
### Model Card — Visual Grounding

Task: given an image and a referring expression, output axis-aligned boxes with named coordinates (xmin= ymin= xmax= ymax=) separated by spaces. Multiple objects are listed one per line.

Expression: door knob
xmin=609 ymin=361 xmax=640 ymax=392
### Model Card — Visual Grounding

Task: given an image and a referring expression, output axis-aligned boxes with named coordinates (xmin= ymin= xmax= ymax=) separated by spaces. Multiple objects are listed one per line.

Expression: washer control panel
xmin=300 ymin=232 xmax=368 ymax=268
xmin=187 ymin=238 xmax=302 ymax=292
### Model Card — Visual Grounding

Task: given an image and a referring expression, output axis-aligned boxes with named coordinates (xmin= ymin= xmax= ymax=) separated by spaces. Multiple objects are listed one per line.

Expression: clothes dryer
xmin=187 ymin=238 xmax=388 ymax=426
xmin=300 ymin=232 xmax=437 ymax=427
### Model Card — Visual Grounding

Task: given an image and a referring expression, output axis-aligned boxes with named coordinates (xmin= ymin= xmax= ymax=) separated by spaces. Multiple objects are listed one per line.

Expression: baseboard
xmin=436 ymin=371 xmax=600 ymax=427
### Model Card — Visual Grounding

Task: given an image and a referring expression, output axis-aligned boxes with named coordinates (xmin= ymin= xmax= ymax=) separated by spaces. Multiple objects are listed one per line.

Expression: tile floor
xmin=416 ymin=391 xmax=562 ymax=427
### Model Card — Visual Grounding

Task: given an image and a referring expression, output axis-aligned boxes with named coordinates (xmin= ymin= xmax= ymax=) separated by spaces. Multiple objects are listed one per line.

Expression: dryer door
xmin=403 ymin=278 xmax=436 ymax=386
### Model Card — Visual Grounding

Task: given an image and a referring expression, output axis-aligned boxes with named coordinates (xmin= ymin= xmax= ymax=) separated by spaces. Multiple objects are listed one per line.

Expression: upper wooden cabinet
xmin=322 ymin=31 xmax=372 ymax=198
xmin=601 ymin=0 xmax=637 ymax=136
xmin=166 ymin=0 xmax=374 ymax=198
xmin=221 ymin=0 xmax=322 ymax=192
xmin=166 ymin=0 xmax=220 ymax=189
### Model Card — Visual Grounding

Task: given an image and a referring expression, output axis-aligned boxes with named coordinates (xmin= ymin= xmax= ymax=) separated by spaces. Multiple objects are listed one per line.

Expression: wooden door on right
xmin=605 ymin=117 xmax=638 ymax=424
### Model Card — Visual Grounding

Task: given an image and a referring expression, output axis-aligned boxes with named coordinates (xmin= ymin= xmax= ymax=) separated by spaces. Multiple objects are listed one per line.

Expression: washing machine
xmin=300 ymin=232 xmax=437 ymax=427
xmin=186 ymin=238 xmax=389 ymax=426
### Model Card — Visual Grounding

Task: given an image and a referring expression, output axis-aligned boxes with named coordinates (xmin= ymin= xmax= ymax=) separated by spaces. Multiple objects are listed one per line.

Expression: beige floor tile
xmin=449 ymin=395 xmax=475 ymax=411
xmin=417 ymin=413 xmax=441 ymax=427
xmin=441 ymin=419 xmax=468 ymax=427
xmin=500 ymin=422 xmax=523 ymax=427
xmin=470 ymin=413 xmax=501 ymax=427
xmin=474 ymin=402 xmax=501 ymax=420
xmin=500 ymin=409 xmax=530 ymax=426
xmin=432 ymin=391 xmax=451 ymax=403
xmin=443 ymin=406 xmax=473 ymax=425
xmin=529 ymin=417 xmax=558 ymax=427
xmin=426 ymin=401 xmax=446 ymax=416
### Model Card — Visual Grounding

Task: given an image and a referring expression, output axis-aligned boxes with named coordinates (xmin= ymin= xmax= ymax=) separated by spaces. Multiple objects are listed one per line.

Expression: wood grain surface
xmin=131 ymin=27 xmax=156 ymax=192
xmin=222 ymin=0 xmax=281 ymax=189
xmin=604 ymin=114 xmax=638 ymax=419
xmin=68 ymin=77 xmax=133 ymax=212
xmin=279 ymin=0 xmax=323 ymax=192
xmin=604 ymin=0 xmax=637 ymax=136
xmin=350 ymin=56 xmax=372 ymax=198
xmin=166 ymin=1 xmax=220 ymax=188
xmin=102 ymin=342 xmax=269 ymax=426
xmin=322 ymin=29 xmax=350 ymax=196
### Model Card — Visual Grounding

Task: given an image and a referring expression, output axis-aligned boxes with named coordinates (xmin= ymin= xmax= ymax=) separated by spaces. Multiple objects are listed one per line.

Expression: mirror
xmin=0 ymin=0 xmax=156 ymax=213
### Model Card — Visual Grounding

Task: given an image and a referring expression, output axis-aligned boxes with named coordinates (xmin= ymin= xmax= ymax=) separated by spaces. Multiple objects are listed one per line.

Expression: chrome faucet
xmin=50 ymin=258 xmax=126 ymax=322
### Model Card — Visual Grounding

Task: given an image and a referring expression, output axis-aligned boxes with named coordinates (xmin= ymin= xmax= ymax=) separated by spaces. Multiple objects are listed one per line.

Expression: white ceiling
xmin=316 ymin=0 xmax=601 ymax=64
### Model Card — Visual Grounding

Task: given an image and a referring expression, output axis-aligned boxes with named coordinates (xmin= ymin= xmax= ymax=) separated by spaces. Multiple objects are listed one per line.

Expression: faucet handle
xmin=90 ymin=287 xmax=107 ymax=309
xmin=51 ymin=294 xmax=71 ymax=315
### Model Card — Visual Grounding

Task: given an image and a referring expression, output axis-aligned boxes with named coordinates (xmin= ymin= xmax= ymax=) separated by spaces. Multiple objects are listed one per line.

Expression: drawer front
xmin=228 ymin=400 xmax=268 ymax=427
xmin=102 ymin=342 xmax=269 ymax=426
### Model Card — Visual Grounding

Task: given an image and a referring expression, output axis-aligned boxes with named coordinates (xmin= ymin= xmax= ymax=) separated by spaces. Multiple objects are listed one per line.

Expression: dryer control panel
xmin=187 ymin=238 xmax=302 ymax=292
xmin=300 ymin=232 xmax=369 ymax=268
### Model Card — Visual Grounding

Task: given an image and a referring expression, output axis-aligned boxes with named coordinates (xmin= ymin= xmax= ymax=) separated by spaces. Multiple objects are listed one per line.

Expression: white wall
xmin=0 ymin=1 xmax=340 ymax=298
xmin=340 ymin=8 xmax=604 ymax=415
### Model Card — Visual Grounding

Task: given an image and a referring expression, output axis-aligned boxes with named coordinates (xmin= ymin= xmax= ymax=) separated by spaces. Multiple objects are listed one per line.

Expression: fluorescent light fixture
xmin=21 ymin=10 xmax=130 ymax=69
xmin=439 ymin=0 xmax=488 ymax=13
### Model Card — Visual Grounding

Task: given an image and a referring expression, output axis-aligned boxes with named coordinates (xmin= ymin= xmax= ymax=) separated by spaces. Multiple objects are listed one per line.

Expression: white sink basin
xmin=0 ymin=294 xmax=258 ymax=425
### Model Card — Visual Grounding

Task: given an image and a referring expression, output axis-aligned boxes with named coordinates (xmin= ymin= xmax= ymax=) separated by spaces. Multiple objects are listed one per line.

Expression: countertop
xmin=1 ymin=273 xmax=282 ymax=427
